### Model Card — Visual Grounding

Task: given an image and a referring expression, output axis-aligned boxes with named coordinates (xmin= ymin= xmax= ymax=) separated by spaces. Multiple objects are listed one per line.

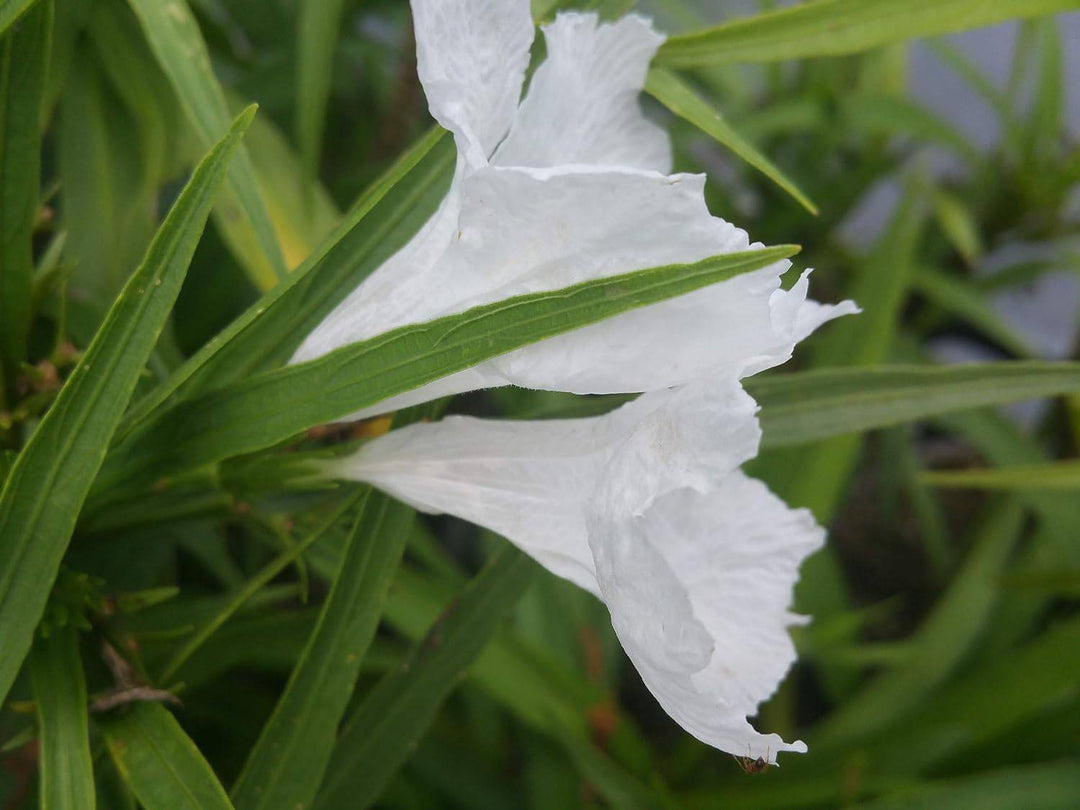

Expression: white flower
xmin=322 ymin=378 xmax=823 ymax=761
xmin=292 ymin=0 xmax=855 ymax=418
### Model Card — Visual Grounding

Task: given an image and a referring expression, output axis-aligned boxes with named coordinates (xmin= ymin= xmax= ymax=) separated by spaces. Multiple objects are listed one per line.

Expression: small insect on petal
xmin=734 ymin=747 xmax=772 ymax=775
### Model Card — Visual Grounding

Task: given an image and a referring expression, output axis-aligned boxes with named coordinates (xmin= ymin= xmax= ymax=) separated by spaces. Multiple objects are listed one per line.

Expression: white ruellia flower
xmin=322 ymin=378 xmax=823 ymax=761
xmin=292 ymin=0 xmax=855 ymax=418
xmin=304 ymin=0 xmax=856 ymax=765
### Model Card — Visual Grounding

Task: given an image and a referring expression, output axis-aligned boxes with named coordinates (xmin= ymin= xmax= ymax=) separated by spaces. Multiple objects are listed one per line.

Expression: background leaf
xmin=749 ymin=362 xmax=1080 ymax=447
xmin=30 ymin=626 xmax=95 ymax=810
xmin=0 ymin=0 xmax=49 ymax=391
xmin=99 ymin=703 xmax=235 ymax=810
xmin=657 ymin=0 xmax=1080 ymax=67
xmin=230 ymin=489 xmax=416 ymax=810
xmin=645 ymin=68 xmax=817 ymax=213
xmin=125 ymin=0 xmax=286 ymax=289
xmin=314 ymin=546 xmax=538 ymax=810
xmin=97 ymin=245 xmax=797 ymax=491
xmin=0 ymin=107 xmax=251 ymax=706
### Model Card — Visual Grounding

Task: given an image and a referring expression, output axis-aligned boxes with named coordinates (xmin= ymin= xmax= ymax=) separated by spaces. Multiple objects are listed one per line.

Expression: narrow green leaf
xmin=380 ymin=565 xmax=591 ymax=737
xmin=99 ymin=245 xmax=799 ymax=490
xmin=927 ymin=39 xmax=1026 ymax=155
xmin=99 ymin=702 xmax=235 ymax=810
xmin=119 ymin=126 xmax=454 ymax=433
xmin=922 ymin=459 xmax=1080 ymax=492
xmin=874 ymin=617 xmax=1080 ymax=774
xmin=645 ymin=68 xmax=817 ymax=214
xmin=913 ymin=268 xmax=1034 ymax=359
xmin=813 ymin=500 xmax=1024 ymax=749
xmin=31 ymin=627 xmax=95 ymax=810
xmin=775 ymin=179 xmax=924 ymax=520
xmin=235 ymin=89 xmax=340 ymax=269
xmin=938 ymin=408 xmax=1080 ymax=598
xmin=125 ymin=0 xmax=286 ymax=288
xmin=57 ymin=43 xmax=142 ymax=309
xmin=557 ymin=731 xmax=674 ymax=810
xmin=0 ymin=0 xmax=49 ymax=388
xmin=230 ymin=490 xmax=415 ymax=810
xmin=1024 ymin=17 xmax=1064 ymax=164
xmin=770 ymin=184 xmax=924 ymax=645
xmin=0 ymin=0 xmax=39 ymax=36
xmin=314 ymin=546 xmax=538 ymax=810
xmin=930 ymin=188 xmax=982 ymax=266
xmin=750 ymin=362 xmax=1080 ymax=448
xmin=0 ymin=108 xmax=252 ymax=708
xmin=852 ymin=759 xmax=1080 ymax=810
xmin=841 ymin=94 xmax=981 ymax=163
xmin=157 ymin=490 xmax=363 ymax=683
xmin=656 ymin=0 xmax=1079 ymax=68
xmin=295 ymin=0 xmax=348 ymax=185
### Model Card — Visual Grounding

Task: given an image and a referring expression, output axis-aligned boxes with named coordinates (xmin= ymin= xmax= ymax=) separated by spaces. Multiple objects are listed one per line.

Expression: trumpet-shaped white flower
xmin=292 ymin=0 xmax=856 ymax=418
xmin=321 ymin=378 xmax=823 ymax=762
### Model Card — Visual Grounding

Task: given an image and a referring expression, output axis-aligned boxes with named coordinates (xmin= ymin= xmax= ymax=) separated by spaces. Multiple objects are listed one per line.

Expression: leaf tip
xmin=233 ymin=103 xmax=259 ymax=133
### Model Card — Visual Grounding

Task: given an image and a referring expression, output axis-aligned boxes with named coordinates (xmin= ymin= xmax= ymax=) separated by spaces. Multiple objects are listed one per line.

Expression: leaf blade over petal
xmin=0 ymin=107 xmax=252 ymax=707
xmin=96 ymin=245 xmax=799 ymax=492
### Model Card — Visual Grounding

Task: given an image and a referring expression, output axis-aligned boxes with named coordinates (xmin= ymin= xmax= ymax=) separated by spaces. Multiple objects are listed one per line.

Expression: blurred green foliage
xmin=1 ymin=0 xmax=1078 ymax=808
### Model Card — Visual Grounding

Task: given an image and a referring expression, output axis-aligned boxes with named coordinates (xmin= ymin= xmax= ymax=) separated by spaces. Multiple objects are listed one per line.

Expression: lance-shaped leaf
xmin=126 ymin=0 xmax=285 ymax=288
xmin=749 ymin=361 xmax=1080 ymax=448
xmin=0 ymin=0 xmax=49 ymax=385
xmin=296 ymin=0 xmax=349 ymax=184
xmin=230 ymin=490 xmax=416 ymax=810
xmin=0 ymin=107 xmax=252 ymax=707
xmin=656 ymin=0 xmax=1079 ymax=68
xmin=99 ymin=702 xmax=235 ymax=810
xmin=96 ymin=244 xmax=797 ymax=491
xmin=157 ymin=490 xmax=365 ymax=683
xmin=0 ymin=0 xmax=39 ymax=37
xmin=119 ymin=126 xmax=455 ymax=432
xmin=813 ymin=500 xmax=1025 ymax=749
xmin=314 ymin=546 xmax=538 ymax=810
xmin=645 ymin=68 xmax=817 ymax=214
xmin=31 ymin=627 xmax=95 ymax=810
xmin=922 ymin=460 xmax=1080 ymax=492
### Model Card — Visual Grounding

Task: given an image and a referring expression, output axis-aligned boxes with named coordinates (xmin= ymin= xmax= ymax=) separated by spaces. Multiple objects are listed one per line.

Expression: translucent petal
xmin=411 ymin=0 xmax=534 ymax=167
xmin=323 ymin=377 xmax=759 ymax=593
xmin=739 ymin=269 xmax=862 ymax=377
xmin=297 ymin=161 xmax=852 ymax=413
xmin=291 ymin=162 xmax=466 ymax=365
xmin=587 ymin=474 xmax=824 ymax=761
xmin=327 ymin=413 xmax=603 ymax=593
xmin=494 ymin=12 xmax=670 ymax=172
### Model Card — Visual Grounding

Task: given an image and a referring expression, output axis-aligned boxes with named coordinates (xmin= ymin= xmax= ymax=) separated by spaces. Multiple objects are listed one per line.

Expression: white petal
xmin=294 ymin=161 xmax=854 ymax=414
xmin=599 ymin=378 xmax=760 ymax=517
xmin=739 ymin=269 xmax=861 ymax=377
xmin=291 ymin=162 xmax=466 ymax=365
xmin=326 ymin=412 xmax=603 ymax=593
xmin=411 ymin=0 xmax=534 ymax=167
xmin=495 ymin=12 xmax=670 ymax=172
xmin=462 ymin=167 xmax=794 ymax=393
xmin=587 ymin=474 xmax=824 ymax=761
xmin=323 ymin=377 xmax=758 ymax=593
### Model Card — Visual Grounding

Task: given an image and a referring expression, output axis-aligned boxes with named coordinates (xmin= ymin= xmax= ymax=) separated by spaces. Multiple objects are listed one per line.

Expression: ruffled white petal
xmin=495 ymin=13 xmax=670 ymax=172
xmin=324 ymin=376 xmax=820 ymax=760
xmin=326 ymin=412 xmax=604 ymax=593
xmin=739 ymin=269 xmax=862 ymax=378
xmin=322 ymin=377 xmax=758 ymax=594
xmin=294 ymin=4 xmax=855 ymax=412
xmin=598 ymin=379 xmax=760 ymax=517
xmin=297 ymin=162 xmax=802 ymax=404
xmin=412 ymin=0 xmax=534 ymax=167
xmin=586 ymin=475 xmax=824 ymax=762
